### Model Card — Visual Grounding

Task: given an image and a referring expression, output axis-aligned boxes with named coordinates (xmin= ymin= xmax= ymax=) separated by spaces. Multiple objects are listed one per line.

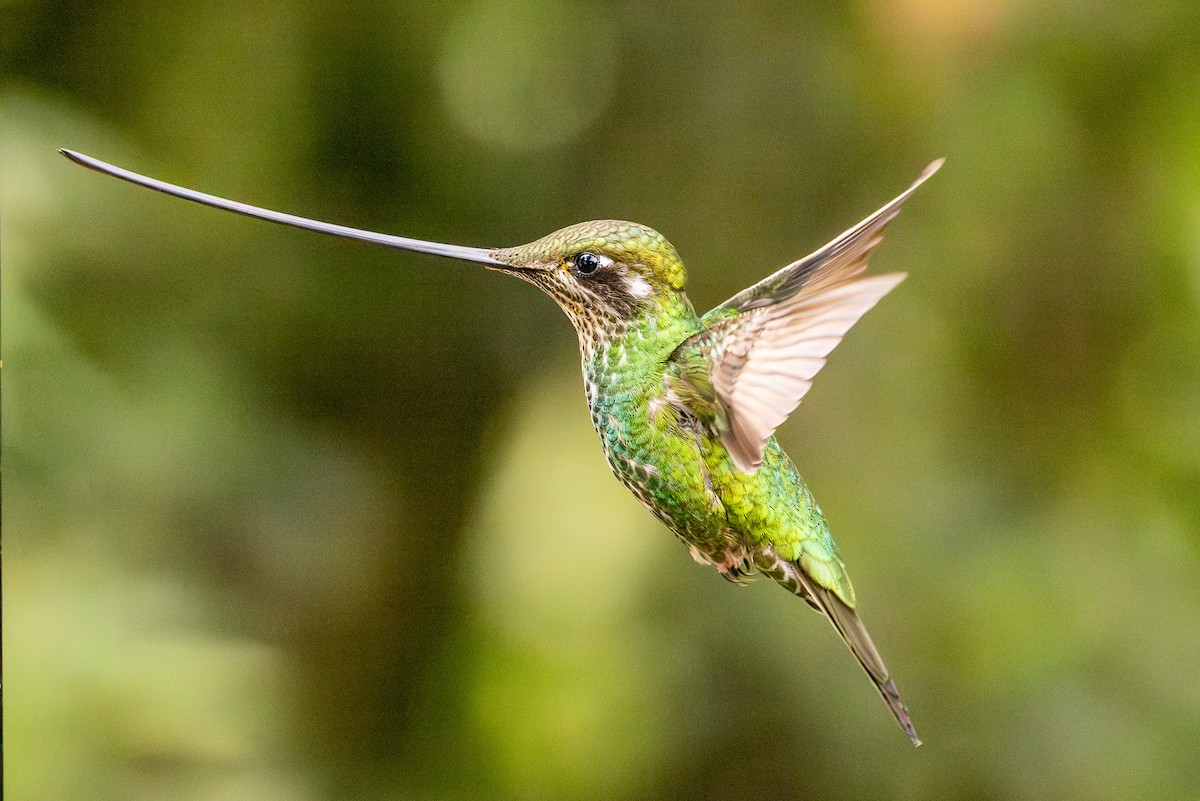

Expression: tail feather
xmin=767 ymin=554 xmax=921 ymax=746
xmin=815 ymin=584 xmax=921 ymax=746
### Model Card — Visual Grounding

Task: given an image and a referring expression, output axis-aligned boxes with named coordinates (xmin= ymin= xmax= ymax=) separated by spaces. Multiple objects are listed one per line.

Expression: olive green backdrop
xmin=4 ymin=1 xmax=1200 ymax=799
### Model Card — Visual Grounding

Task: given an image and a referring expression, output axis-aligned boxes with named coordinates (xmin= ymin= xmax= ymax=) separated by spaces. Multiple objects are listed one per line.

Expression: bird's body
xmin=566 ymin=258 xmax=839 ymax=593
xmin=587 ymin=318 xmax=915 ymax=738
xmin=62 ymin=148 xmax=940 ymax=746
xmin=491 ymin=210 xmax=927 ymax=745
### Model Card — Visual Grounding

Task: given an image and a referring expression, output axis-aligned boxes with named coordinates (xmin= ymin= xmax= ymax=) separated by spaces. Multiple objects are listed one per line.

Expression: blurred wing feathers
xmin=716 ymin=158 xmax=941 ymax=311
xmin=708 ymin=275 xmax=905 ymax=470
xmin=678 ymin=160 xmax=940 ymax=472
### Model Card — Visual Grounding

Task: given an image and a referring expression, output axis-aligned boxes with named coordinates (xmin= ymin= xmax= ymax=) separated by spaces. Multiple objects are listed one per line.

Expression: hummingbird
xmin=62 ymin=148 xmax=941 ymax=745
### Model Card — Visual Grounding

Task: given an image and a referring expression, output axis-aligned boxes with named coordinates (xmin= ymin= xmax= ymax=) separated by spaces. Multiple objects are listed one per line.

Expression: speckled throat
xmin=571 ymin=291 xmax=715 ymax=526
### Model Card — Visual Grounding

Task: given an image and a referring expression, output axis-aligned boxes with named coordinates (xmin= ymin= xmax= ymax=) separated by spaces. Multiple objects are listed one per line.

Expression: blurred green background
xmin=5 ymin=0 xmax=1200 ymax=799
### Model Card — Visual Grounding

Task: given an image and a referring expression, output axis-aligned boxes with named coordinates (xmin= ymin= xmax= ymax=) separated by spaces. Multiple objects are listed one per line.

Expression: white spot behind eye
xmin=626 ymin=273 xmax=653 ymax=298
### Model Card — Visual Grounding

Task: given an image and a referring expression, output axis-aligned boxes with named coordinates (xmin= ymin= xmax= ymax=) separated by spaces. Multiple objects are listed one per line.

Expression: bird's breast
xmin=584 ymin=353 xmax=734 ymax=542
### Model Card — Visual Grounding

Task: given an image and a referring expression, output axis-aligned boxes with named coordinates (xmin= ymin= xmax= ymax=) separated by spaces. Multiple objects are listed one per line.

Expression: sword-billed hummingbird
xmin=61 ymin=148 xmax=941 ymax=745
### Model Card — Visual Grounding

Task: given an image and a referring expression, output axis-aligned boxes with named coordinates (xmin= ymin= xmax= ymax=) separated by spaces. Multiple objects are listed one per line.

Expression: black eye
xmin=573 ymin=251 xmax=601 ymax=275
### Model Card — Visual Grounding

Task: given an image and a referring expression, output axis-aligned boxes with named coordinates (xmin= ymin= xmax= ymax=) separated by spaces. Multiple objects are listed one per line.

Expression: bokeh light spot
xmin=438 ymin=0 xmax=619 ymax=150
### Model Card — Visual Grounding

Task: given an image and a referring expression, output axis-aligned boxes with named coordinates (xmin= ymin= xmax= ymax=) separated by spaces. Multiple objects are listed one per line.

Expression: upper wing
xmin=673 ymin=159 xmax=942 ymax=472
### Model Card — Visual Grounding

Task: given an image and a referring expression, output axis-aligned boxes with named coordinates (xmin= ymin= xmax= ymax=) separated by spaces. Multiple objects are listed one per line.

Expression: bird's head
xmin=488 ymin=220 xmax=687 ymax=341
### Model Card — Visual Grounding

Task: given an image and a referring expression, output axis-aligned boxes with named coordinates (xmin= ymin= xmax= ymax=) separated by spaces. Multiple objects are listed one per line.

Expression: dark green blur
xmin=4 ymin=1 xmax=1200 ymax=799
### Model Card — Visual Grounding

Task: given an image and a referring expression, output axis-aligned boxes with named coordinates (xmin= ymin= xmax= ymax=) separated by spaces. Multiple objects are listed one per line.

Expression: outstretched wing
xmin=672 ymin=159 xmax=942 ymax=472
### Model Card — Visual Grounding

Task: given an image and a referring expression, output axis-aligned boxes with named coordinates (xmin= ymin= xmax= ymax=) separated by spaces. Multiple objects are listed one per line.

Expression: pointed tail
xmin=815 ymin=585 xmax=921 ymax=746
xmin=774 ymin=557 xmax=921 ymax=746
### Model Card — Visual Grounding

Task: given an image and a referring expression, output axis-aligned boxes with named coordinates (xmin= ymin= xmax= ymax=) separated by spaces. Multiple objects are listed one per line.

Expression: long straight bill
xmin=59 ymin=149 xmax=506 ymax=265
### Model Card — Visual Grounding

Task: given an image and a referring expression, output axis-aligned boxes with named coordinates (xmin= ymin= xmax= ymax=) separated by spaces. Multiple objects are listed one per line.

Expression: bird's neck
xmin=579 ymin=292 xmax=701 ymax=408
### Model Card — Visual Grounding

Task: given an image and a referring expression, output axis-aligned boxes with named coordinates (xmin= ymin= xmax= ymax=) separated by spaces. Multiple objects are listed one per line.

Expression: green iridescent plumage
xmin=62 ymin=148 xmax=941 ymax=747
xmin=486 ymin=163 xmax=942 ymax=746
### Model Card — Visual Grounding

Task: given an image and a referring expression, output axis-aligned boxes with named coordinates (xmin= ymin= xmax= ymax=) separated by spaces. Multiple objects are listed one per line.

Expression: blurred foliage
xmin=4 ymin=0 xmax=1200 ymax=799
